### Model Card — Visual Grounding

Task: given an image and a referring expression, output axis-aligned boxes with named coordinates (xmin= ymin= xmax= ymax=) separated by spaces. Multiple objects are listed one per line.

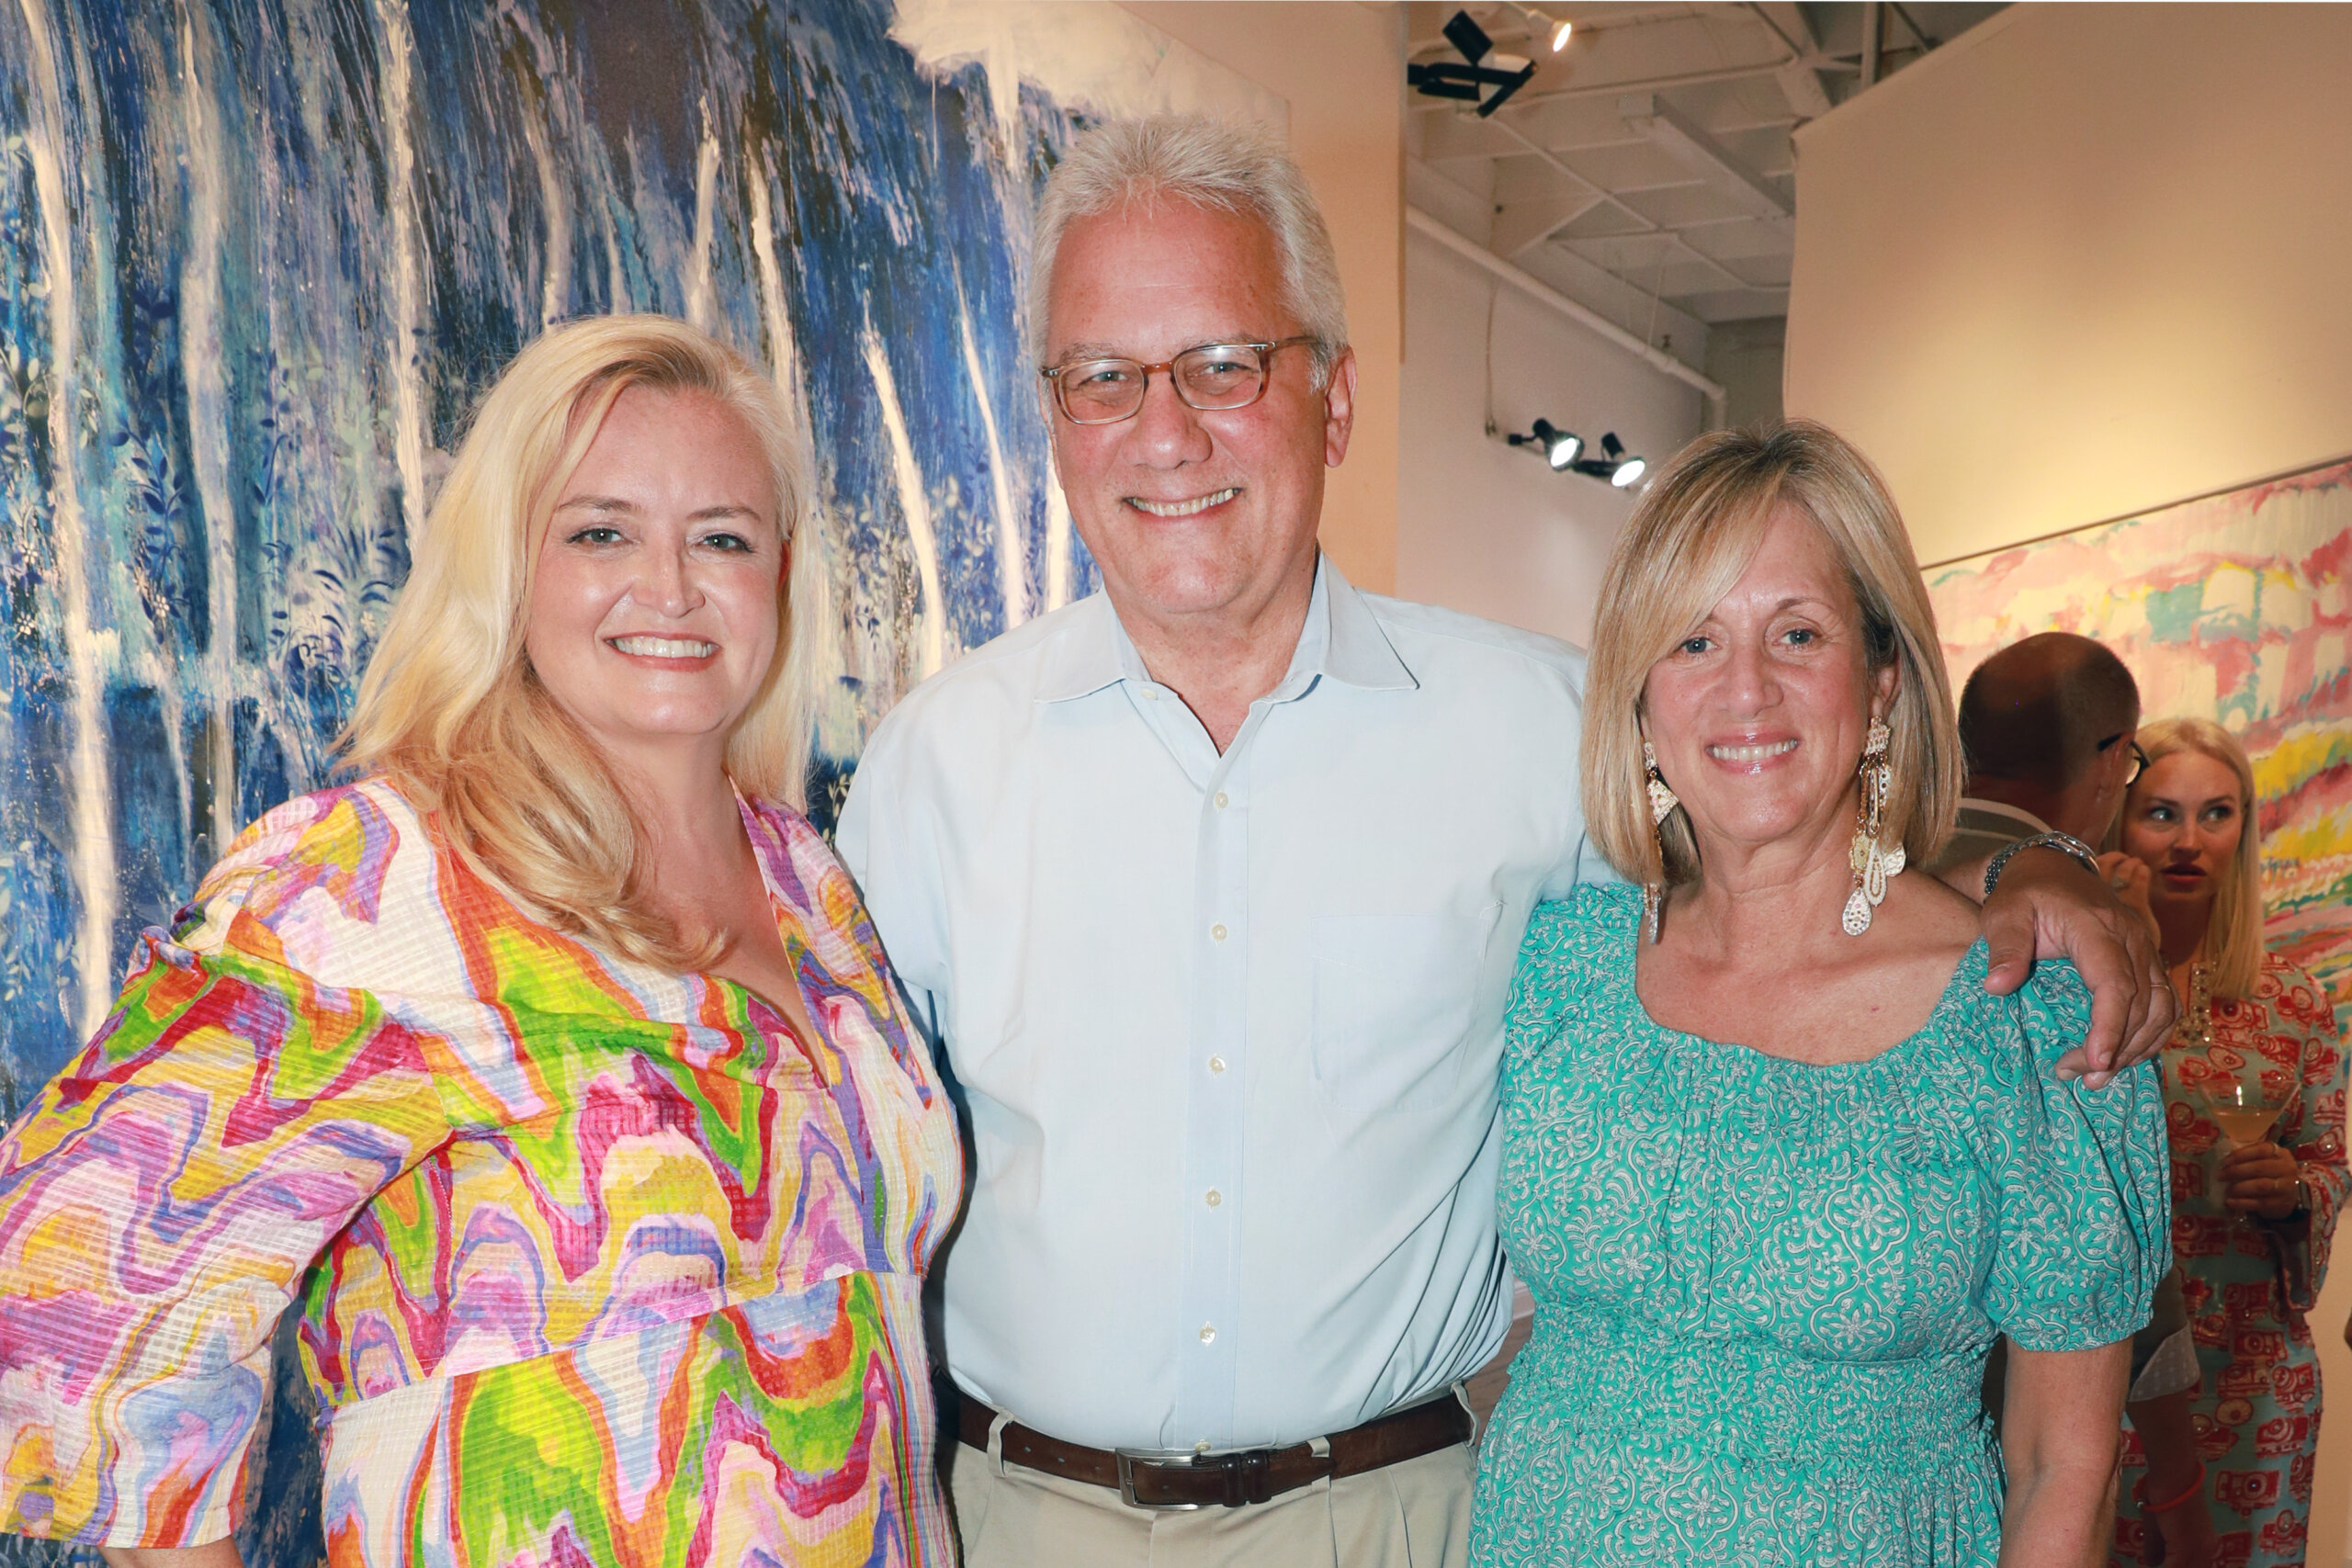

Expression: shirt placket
xmin=1172 ymin=734 xmax=1251 ymax=1446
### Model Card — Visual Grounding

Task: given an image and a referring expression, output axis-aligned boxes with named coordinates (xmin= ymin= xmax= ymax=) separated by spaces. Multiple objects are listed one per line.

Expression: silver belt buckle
xmin=1114 ymin=1450 xmax=1205 ymax=1511
xmin=1116 ymin=1446 xmax=1278 ymax=1509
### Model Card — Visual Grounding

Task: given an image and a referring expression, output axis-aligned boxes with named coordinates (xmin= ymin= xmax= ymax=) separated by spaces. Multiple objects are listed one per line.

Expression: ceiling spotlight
xmin=1559 ymin=431 xmax=1646 ymax=486
xmin=1537 ymin=419 xmax=1581 ymax=468
xmin=1505 ymin=419 xmax=1583 ymax=470
xmin=1408 ymin=10 xmax=1539 ymax=118
xmin=1510 ymin=3 xmax=1574 ymax=51
xmin=1601 ymin=432 xmax=1645 ymax=487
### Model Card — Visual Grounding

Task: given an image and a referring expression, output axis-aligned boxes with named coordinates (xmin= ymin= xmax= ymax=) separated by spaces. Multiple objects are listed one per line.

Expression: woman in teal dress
xmin=1471 ymin=423 xmax=2173 ymax=1566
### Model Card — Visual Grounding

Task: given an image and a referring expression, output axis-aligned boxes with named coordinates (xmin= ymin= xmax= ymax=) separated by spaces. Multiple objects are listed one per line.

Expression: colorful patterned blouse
xmin=0 ymin=779 xmax=963 ymax=1565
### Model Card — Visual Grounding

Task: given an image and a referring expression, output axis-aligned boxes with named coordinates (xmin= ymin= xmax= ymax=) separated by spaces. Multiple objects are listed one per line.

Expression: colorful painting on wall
xmin=0 ymin=1 xmax=1274 ymax=1561
xmin=1924 ymin=459 xmax=2352 ymax=1035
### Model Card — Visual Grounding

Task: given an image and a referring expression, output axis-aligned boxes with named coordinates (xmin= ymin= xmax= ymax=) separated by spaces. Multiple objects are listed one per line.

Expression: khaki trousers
xmin=948 ymin=1426 xmax=1474 ymax=1568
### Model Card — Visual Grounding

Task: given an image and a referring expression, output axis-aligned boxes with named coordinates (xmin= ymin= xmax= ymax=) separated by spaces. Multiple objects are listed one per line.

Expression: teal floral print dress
xmin=1471 ymin=885 xmax=2172 ymax=1566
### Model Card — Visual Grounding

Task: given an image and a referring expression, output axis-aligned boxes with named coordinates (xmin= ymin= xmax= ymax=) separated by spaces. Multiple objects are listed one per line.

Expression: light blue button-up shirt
xmin=835 ymin=558 xmax=1606 ymax=1451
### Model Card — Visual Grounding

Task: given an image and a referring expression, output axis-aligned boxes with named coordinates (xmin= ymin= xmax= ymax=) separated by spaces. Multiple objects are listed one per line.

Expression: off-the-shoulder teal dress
xmin=1470 ymin=885 xmax=2171 ymax=1567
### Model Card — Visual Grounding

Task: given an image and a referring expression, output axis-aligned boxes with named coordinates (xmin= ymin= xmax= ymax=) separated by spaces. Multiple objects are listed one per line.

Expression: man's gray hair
xmin=1028 ymin=114 xmax=1349 ymax=387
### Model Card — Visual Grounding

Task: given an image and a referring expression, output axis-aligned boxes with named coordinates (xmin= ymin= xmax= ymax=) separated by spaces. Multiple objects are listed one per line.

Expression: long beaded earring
xmin=1840 ymin=716 xmax=1906 ymax=935
xmin=1643 ymin=740 xmax=1679 ymax=943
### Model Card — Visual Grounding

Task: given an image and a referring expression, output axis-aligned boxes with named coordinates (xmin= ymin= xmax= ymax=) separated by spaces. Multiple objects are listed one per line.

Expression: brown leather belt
xmin=956 ymin=1393 xmax=1473 ymax=1509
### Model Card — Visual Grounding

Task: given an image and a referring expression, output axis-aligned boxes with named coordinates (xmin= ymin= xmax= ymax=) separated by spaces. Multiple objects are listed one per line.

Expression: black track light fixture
xmin=1408 ymin=11 xmax=1537 ymax=118
xmin=1507 ymin=418 xmax=1583 ymax=470
xmin=1600 ymin=432 xmax=1646 ymax=488
xmin=1564 ymin=432 xmax=1648 ymax=487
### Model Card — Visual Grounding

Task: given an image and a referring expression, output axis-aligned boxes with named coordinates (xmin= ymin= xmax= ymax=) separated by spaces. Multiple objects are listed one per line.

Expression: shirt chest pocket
xmin=1309 ymin=907 xmax=1502 ymax=1117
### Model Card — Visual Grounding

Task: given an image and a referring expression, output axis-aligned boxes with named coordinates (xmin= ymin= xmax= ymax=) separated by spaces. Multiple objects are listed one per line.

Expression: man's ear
xmin=1038 ymin=383 xmax=1066 ymax=488
xmin=1322 ymin=346 xmax=1358 ymax=468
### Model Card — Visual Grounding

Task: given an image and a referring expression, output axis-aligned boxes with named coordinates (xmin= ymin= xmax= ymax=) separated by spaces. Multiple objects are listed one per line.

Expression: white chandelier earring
xmin=1643 ymin=740 xmax=1679 ymax=943
xmin=1841 ymin=716 xmax=1906 ymax=936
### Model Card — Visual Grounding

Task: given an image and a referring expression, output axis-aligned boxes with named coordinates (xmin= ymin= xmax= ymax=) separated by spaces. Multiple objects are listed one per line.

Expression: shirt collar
xmin=1317 ymin=558 xmax=1417 ymax=693
xmin=1036 ymin=592 xmax=1135 ymax=704
xmin=1037 ymin=555 xmax=1417 ymax=705
xmin=1956 ymin=797 xmax=2052 ymax=837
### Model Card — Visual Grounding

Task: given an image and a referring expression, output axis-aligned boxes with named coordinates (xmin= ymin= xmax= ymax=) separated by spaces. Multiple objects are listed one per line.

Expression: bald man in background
xmin=1939 ymin=631 xmax=2147 ymax=883
xmin=1939 ymin=632 xmax=2211 ymax=1568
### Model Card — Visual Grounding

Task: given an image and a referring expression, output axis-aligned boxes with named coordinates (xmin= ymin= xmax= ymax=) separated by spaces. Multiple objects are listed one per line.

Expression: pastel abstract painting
xmin=0 ymin=1 xmax=1274 ymax=1562
xmin=1925 ymin=460 xmax=2352 ymax=1036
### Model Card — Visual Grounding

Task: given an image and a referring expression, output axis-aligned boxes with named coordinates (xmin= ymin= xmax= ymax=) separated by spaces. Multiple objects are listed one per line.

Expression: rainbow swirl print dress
xmin=0 ymin=778 xmax=963 ymax=1565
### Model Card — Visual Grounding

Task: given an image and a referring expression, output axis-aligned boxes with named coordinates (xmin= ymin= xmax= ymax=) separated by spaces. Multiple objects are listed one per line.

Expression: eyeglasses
xmin=2097 ymin=733 xmax=2150 ymax=785
xmin=1039 ymin=337 xmax=1320 ymax=425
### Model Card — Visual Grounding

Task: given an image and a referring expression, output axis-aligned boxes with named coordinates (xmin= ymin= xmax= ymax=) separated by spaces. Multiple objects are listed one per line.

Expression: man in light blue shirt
xmin=833 ymin=114 xmax=2172 ymax=1567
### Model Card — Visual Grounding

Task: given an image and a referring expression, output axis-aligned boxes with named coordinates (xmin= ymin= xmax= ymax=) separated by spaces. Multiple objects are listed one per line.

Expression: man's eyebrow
xmin=1049 ymin=334 xmax=1264 ymax=363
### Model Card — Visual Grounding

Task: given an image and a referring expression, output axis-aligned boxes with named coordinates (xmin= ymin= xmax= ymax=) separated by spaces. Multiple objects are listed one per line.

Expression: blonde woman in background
xmin=2109 ymin=717 xmax=2346 ymax=1568
xmin=0 ymin=317 xmax=962 ymax=1565
xmin=1472 ymin=423 xmax=2170 ymax=1566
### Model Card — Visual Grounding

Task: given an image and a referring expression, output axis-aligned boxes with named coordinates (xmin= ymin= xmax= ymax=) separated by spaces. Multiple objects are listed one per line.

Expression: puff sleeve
xmin=1501 ymin=887 xmax=1620 ymax=1079
xmin=0 ymin=802 xmax=451 ymax=1548
xmin=1980 ymin=961 xmax=2175 ymax=1351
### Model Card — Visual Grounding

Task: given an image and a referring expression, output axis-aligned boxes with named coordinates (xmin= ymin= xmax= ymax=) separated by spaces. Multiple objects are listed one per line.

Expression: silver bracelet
xmin=1982 ymin=830 xmax=2103 ymax=898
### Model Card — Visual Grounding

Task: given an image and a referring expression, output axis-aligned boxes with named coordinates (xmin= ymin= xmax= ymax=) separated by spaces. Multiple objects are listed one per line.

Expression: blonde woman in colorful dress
xmin=1471 ymin=423 xmax=2172 ymax=1566
xmin=2109 ymin=717 xmax=2346 ymax=1568
xmin=0 ymin=317 xmax=963 ymax=1565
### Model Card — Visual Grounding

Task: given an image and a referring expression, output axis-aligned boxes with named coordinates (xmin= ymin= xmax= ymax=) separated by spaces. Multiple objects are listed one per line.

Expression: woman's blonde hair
xmin=1582 ymin=420 xmax=1961 ymax=888
xmin=2133 ymin=716 xmax=2265 ymax=998
xmin=345 ymin=314 xmax=820 ymax=969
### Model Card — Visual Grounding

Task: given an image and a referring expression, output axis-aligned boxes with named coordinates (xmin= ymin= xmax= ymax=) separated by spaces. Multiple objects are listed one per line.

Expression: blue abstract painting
xmin=0 ymin=0 xmax=1272 ymax=1560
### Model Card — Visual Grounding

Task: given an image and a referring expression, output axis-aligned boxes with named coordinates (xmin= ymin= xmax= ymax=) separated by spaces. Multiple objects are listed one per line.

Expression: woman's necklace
xmin=2175 ymin=960 xmax=2215 ymax=1050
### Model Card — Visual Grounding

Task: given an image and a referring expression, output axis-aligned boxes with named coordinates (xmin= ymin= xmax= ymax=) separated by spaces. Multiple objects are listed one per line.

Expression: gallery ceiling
xmin=1405 ymin=1 xmax=2007 ymax=365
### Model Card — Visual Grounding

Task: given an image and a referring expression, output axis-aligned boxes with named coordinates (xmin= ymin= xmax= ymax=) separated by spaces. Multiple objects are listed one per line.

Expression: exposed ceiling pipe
xmin=1861 ymin=3 xmax=1882 ymax=87
xmin=1407 ymin=205 xmax=1729 ymax=426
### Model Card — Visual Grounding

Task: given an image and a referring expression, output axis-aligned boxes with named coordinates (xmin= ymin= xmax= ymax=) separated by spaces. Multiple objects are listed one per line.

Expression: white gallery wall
xmin=1786 ymin=4 xmax=2352 ymax=568
xmin=1396 ymin=224 xmax=1706 ymax=647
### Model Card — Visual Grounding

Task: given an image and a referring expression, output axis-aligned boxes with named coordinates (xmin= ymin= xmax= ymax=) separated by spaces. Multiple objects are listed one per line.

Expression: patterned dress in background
xmin=1471 ymin=885 xmax=2172 ymax=1567
xmin=2111 ymin=951 xmax=2348 ymax=1568
xmin=0 ymin=779 xmax=964 ymax=1565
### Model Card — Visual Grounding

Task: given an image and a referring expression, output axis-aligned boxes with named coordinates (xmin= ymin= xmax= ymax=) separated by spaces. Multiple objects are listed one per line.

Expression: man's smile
xmin=1125 ymin=487 xmax=1240 ymax=518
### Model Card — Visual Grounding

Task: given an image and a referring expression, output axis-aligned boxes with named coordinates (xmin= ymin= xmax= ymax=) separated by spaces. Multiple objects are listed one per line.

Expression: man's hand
xmin=1979 ymin=847 xmax=2177 ymax=1086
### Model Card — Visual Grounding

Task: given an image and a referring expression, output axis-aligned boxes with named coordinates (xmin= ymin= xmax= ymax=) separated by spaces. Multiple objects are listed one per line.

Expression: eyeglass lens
xmin=1056 ymin=344 xmax=1270 ymax=423
xmin=2099 ymin=732 xmax=2149 ymax=784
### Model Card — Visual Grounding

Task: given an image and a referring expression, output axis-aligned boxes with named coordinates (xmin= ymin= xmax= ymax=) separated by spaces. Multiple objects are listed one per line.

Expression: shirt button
xmin=1208 ymin=1055 xmax=1227 ymax=1076
xmin=1199 ymin=1324 xmax=1216 ymax=1345
xmin=1214 ymin=791 xmax=1229 ymax=809
xmin=1210 ymin=923 xmax=1228 ymax=942
xmin=1205 ymin=1189 xmax=1222 ymax=1208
